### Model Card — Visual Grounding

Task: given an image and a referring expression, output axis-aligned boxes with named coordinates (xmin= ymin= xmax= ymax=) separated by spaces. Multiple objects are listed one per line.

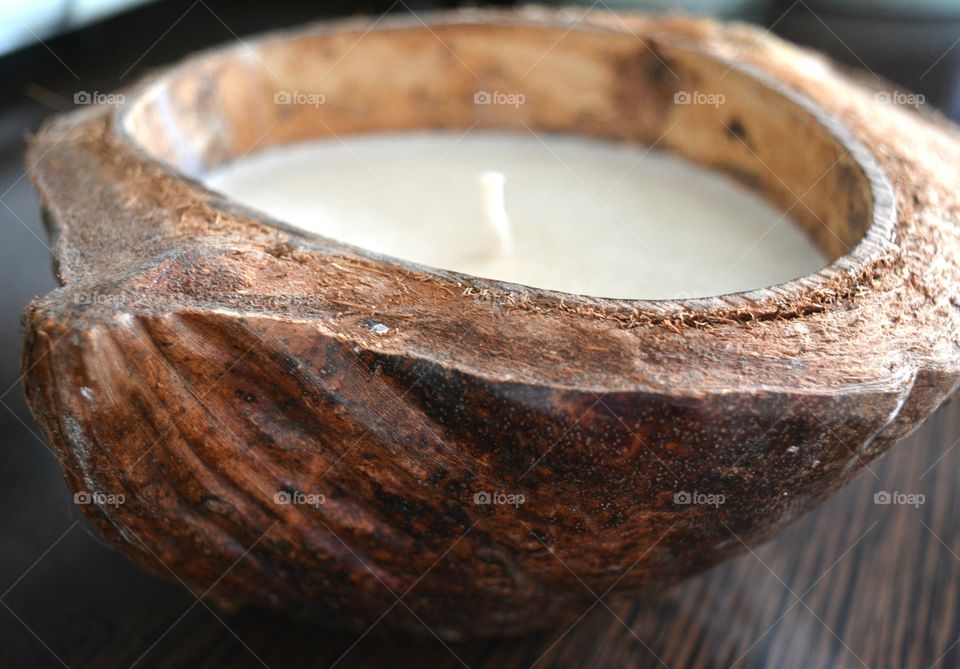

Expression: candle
xmin=204 ymin=131 xmax=825 ymax=300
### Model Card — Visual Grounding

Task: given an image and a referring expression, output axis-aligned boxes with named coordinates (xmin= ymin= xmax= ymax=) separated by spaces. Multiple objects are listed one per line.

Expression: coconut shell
xmin=22 ymin=8 xmax=960 ymax=638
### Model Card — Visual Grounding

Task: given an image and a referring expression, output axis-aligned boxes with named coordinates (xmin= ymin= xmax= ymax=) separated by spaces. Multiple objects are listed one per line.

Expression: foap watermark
xmin=74 ymin=90 xmax=125 ymax=107
xmin=474 ymin=90 xmax=526 ymax=109
xmin=274 ymin=490 xmax=325 ymax=507
xmin=673 ymin=490 xmax=725 ymax=508
xmin=74 ymin=491 xmax=125 ymax=507
xmin=252 ymin=293 xmax=322 ymax=309
xmin=473 ymin=490 xmax=525 ymax=508
xmin=274 ymin=90 xmax=326 ymax=108
xmin=874 ymin=90 xmax=925 ymax=109
xmin=73 ymin=292 xmax=126 ymax=306
xmin=673 ymin=90 xmax=725 ymax=108
xmin=874 ymin=490 xmax=925 ymax=508
xmin=209 ymin=292 xmax=324 ymax=309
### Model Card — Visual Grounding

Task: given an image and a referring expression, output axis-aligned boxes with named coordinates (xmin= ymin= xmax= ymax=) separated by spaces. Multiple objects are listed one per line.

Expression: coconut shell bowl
xmin=22 ymin=8 xmax=960 ymax=639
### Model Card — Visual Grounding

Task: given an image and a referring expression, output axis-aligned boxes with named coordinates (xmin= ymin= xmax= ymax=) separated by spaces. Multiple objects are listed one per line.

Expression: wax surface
xmin=204 ymin=131 xmax=826 ymax=299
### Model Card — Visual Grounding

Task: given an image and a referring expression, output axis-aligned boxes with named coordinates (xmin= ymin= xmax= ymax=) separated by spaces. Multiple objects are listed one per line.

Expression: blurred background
xmin=2 ymin=1 xmax=959 ymax=667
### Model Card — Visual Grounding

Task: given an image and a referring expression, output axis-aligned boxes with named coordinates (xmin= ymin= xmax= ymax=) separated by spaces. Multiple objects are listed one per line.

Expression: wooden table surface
xmin=2 ymin=2 xmax=959 ymax=667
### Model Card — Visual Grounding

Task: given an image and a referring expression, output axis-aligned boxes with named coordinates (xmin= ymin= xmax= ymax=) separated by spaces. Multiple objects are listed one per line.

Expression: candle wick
xmin=478 ymin=170 xmax=513 ymax=257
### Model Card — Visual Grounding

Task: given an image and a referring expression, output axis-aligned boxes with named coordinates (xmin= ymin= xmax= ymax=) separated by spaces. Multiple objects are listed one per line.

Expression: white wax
xmin=204 ymin=131 xmax=825 ymax=300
